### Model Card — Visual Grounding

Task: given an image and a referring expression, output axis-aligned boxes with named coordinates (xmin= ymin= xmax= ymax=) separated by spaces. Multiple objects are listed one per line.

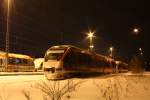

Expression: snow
xmin=0 ymin=73 xmax=150 ymax=100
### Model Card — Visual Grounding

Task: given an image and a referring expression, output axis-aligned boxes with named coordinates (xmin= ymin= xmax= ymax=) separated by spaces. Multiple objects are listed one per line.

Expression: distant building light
xmin=139 ymin=48 xmax=142 ymax=51
xmin=89 ymin=45 xmax=94 ymax=49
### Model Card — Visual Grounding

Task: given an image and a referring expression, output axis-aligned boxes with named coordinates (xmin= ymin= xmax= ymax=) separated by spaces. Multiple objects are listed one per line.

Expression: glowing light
xmin=133 ymin=28 xmax=139 ymax=33
xmin=89 ymin=45 xmax=94 ymax=49
xmin=133 ymin=28 xmax=140 ymax=35
xmin=109 ymin=47 xmax=113 ymax=57
xmin=110 ymin=47 xmax=113 ymax=51
xmin=139 ymin=47 xmax=142 ymax=51
xmin=88 ymin=32 xmax=94 ymax=38
xmin=86 ymin=30 xmax=95 ymax=50
xmin=139 ymin=48 xmax=143 ymax=56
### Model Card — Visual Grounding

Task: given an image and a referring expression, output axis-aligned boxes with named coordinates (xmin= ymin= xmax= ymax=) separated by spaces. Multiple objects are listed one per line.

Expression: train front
xmin=43 ymin=46 xmax=67 ymax=79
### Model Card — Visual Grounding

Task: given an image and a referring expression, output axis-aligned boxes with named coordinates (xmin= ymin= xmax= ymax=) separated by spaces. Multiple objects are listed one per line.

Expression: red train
xmin=43 ymin=45 xmax=128 ymax=79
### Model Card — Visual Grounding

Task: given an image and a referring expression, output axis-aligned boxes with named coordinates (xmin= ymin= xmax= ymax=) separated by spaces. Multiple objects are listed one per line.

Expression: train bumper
xmin=44 ymin=71 xmax=65 ymax=80
xmin=44 ymin=67 xmax=65 ymax=79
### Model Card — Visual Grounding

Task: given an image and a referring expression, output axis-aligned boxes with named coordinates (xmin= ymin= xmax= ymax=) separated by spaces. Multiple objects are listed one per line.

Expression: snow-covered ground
xmin=0 ymin=72 xmax=150 ymax=100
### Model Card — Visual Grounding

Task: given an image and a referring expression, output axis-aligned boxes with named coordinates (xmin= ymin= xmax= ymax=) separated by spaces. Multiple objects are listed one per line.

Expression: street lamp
xmin=5 ymin=0 xmax=11 ymax=71
xmin=87 ymin=31 xmax=95 ymax=50
xmin=109 ymin=47 xmax=113 ymax=57
xmin=89 ymin=45 xmax=94 ymax=50
xmin=133 ymin=27 xmax=140 ymax=35
xmin=139 ymin=47 xmax=143 ymax=56
xmin=133 ymin=28 xmax=139 ymax=33
xmin=132 ymin=27 xmax=144 ymax=56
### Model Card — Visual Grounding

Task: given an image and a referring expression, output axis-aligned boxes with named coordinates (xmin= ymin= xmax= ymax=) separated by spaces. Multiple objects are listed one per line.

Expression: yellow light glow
xmin=139 ymin=48 xmax=142 ymax=51
xmin=5 ymin=0 xmax=11 ymax=6
xmin=90 ymin=45 xmax=94 ymax=48
xmin=8 ymin=0 xmax=10 ymax=5
xmin=88 ymin=32 xmax=94 ymax=38
xmin=133 ymin=28 xmax=139 ymax=33
xmin=110 ymin=47 xmax=113 ymax=51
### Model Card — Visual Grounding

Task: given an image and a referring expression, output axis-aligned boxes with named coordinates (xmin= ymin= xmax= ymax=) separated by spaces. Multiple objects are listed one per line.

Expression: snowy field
xmin=0 ymin=73 xmax=150 ymax=100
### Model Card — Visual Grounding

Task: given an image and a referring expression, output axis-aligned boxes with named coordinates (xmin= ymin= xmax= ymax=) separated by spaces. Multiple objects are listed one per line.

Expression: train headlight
xmin=44 ymin=67 xmax=55 ymax=73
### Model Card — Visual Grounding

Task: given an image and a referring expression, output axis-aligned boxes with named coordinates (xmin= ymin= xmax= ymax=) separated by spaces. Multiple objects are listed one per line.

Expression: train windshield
xmin=45 ymin=49 xmax=65 ymax=61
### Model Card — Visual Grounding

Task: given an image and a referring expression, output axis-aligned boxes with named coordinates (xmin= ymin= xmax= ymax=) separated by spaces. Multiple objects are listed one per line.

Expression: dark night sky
xmin=0 ymin=0 xmax=150 ymax=62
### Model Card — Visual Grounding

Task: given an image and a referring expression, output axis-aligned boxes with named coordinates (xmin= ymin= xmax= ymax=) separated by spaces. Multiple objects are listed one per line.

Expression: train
xmin=43 ymin=45 xmax=128 ymax=79
xmin=0 ymin=51 xmax=35 ymax=72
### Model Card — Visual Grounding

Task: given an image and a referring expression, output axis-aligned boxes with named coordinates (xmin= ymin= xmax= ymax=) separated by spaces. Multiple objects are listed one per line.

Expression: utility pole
xmin=5 ymin=0 xmax=10 ymax=71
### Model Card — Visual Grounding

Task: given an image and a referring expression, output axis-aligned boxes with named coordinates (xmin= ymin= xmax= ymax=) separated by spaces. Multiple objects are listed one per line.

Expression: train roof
xmin=0 ymin=51 xmax=33 ymax=60
xmin=49 ymin=45 xmax=79 ymax=49
xmin=47 ymin=45 xmax=84 ymax=53
xmin=8 ymin=53 xmax=33 ymax=60
xmin=48 ymin=45 xmax=114 ymax=61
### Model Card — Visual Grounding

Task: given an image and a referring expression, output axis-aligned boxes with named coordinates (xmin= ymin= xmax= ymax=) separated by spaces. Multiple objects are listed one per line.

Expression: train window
xmin=77 ymin=53 xmax=92 ymax=67
xmin=91 ymin=57 xmax=110 ymax=68
xmin=85 ymin=54 xmax=92 ymax=66
xmin=28 ymin=60 xmax=34 ymax=66
xmin=15 ymin=58 xmax=22 ymax=64
xmin=8 ymin=57 xmax=15 ymax=64
xmin=103 ymin=61 xmax=109 ymax=67
xmin=63 ymin=51 xmax=78 ymax=68
xmin=45 ymin=50 xmax=65 ymax=61
xmin=8 ymin=57 xmax=22 ymax=64
xmin=22 ymin=59 xmax=28 ymax=65
xmin=77 ymin=53 xmax=82 ymax=64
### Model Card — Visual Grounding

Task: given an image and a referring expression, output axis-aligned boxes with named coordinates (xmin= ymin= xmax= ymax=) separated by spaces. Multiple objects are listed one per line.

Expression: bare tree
xmin=94 ymin=78 xmax=124 ymax=100
xmin=94 ymin=75 xmax=150 ymax=100
xmin=36 ymin=79 xmax=84 ymax=100
xmin=22 ymin=90 xmax=32 ymax=100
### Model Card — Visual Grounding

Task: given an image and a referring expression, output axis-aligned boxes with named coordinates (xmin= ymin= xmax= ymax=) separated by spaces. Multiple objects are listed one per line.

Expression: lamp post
xmin=139 ymin=47 xmax=143 ymax=56
xmin=87 ymin=31 xmax=95 ymax=50
xmin=132 ymin=27 xmax=145 ymax=69
xmin=132 ymin=27 xmax=143 ymax=55
xmin=109 ymin=47 xmax=113 ymax=58
xmin=5 ymin=0 xmax=11 ymax=71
